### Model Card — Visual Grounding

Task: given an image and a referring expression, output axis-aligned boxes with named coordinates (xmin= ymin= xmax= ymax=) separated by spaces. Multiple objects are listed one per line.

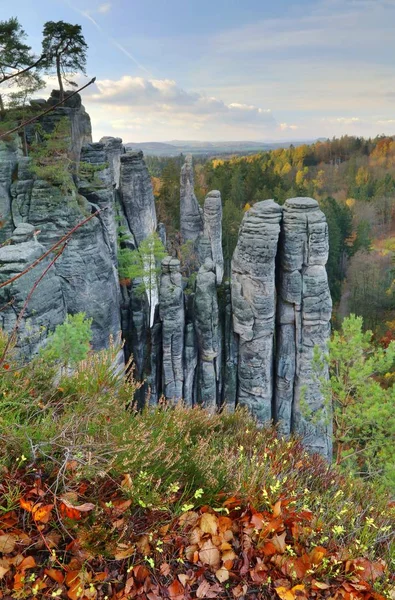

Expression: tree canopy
xmin=42 ymin=21 xmax=88 ymax=101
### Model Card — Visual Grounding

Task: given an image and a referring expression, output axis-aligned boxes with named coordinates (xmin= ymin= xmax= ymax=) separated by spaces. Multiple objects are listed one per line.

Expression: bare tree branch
xmin=0 ymin=55 xmax=46 ymax=85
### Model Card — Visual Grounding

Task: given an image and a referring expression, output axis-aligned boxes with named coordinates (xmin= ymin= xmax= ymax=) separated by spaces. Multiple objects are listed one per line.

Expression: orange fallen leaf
xmin=168 ymin=579 xmax=184 ymax=600
xmin=32 ymin=504 xmax=53 ymax=523
xmin=45 ymin=568 xmax=65 ymax=584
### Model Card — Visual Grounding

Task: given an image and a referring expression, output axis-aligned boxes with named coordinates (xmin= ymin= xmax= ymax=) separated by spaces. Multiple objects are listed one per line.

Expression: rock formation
xmin=195 ymin=258 xmax=219 ymax=412
xmin=0 ymin=224 xmax=66 ymax=357
xmin=203 ymin=190 xmax=224 ymax=285
xmin=180 ymin=154 xmax=203 ymax=243
xmin=159 ymin=257 xmax=185 ymax=402
xmin=231 ymin=200 xmax=282 ymax=423
xmin=0 ymin=93 xmax=334 ymax=460
xmin=119 ymin=151 xmax=157 ymax=246
xmin=275 ymin=197 xmax=332 ymax=459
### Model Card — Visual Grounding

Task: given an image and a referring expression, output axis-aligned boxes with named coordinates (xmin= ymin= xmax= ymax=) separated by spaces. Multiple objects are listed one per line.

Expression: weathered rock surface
xmin=0 ymin=224 xmax=66 ymax=356
xmin=223 ymin=282 xmax=238 ymax=410
xmin=183 ymin=294 xmax=198 ymax=407
xmin=119 ymin=151 xmax=157 ymax=246
xmin=232 ymin=200 xmax=282 ymax=423
xmin=180 ymin=154 xmax=203 ymax=243
xmin=203 ymin=190 xmax=224 ymax=285
xmin=0 ymin=138 xmax=21 ymax=242
xmin=27 ymin=90 xmax=92 ymax=165
xmin=195 ymin=258 xmax=219 ymax=412
xmin=275 ymin=197 xmax=332 ymax=459
xmin=99 ymin=137 xmax=124 ymax=188
xmin=159 ymin=257 xmax=185 ymax=402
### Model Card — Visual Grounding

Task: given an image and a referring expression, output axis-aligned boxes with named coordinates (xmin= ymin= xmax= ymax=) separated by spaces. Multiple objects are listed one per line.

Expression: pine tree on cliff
xmin=0 ymin=17 xmax=44 ymax=119
xmin=42 ymin=21 xmax=88 ymax=102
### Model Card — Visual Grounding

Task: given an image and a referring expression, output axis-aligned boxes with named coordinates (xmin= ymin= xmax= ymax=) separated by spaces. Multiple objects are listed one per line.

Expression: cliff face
xmin=0 ymin=98 xmax=333 ymax=459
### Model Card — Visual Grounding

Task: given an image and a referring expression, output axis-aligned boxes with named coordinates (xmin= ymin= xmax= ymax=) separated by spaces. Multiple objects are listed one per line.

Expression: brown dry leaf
xmin=111 ymin=499 xmax=132 ymax=516
xmin=232 ymin=583 xmax=248 ymax=598
xmin=250 ymin=512 xmax=264 ymax=530
xmin=137 ymin=534 xmax=151 ymax=556
xmin=121 ymin=473 xmax=133 ymax=489
xmin=215 ymin=567 xmax=229 ymax=583
xmin=44 ymin=568 xmax=65 ymax=584
xmin=0 ymin=561 xmax=10 ymax=580
xmin=179 ymin=511 xmax=199 ymax=528
xmin=346 ymin=558 xmax=385 ymax=582
xmin=200 ymin=513 xmax=218 ymax=536
xmin=190 ymin=527 xmax=203 ymax=545
xmin=178 ymin=573 xmax=190 ymax=586
xmin=168 ymin=578 xmax=185 ymax=600
xmin=199 ymin=540 xmax=221 ymax=568
xmin=221 ymin=549 xmax=237 ymax=563
xmin=196 ymin=578 xmax=211 ymax=598
xmin=273 ymin=499 xmax=282 ymax=518
xmin=309 ymin=546 xmax=327 ymax=566
xmin=218 ymin=516 xmax=233 ymax=533
xmin=311 ymin=580 xmax=330 ymax=591
xmin=0 ymin=534 xmax=17 ymax=554
xmin=272 ymin=531 xmax=287 ymax=554
xmin=160 ymin=562 xmax=171 ymax=577
xmin=113 ymin=545 xmax=135 ymax=560
xmin=18 ymin=556 xmax=36 ymax=571
xmin=185 ymin=544 xmax=198 ymax=561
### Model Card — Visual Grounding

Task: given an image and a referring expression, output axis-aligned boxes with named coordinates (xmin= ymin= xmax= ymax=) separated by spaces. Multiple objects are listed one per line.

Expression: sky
xmin=2 ymin=0 xmax=395 ymax=142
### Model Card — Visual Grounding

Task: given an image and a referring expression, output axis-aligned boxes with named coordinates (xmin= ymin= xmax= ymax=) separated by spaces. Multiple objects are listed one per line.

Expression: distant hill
xmin=124 ymin=139 xmax=318 ymax=157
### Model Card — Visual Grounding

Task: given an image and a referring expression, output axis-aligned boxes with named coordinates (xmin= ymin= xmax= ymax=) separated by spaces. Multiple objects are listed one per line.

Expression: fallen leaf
xmin=32 ymin=504 xmax=53 ymax=523
xmin=199 ymin=540 xmax=221 ymax=568
xmin=45 ymin=568 xmax=65 ymax=584
xmin=272 ymin=531 xmax=287 ymax=554
xmin=168 ymin=578 xmax=184 ymax=600
xmin=160 ymin=562 xmax=171 ymax=577
xmin=18 ymin=556 xmax=36 ymax=570
xmin=0 ymin=534 xmax=17 ymax=554
xmin=215 ymin=567 xmax=229 ymax=583
xmin=200 ymin=513 xmax=218 ymax=536
xmin=196 ymin=578 xmax=211 ymax=598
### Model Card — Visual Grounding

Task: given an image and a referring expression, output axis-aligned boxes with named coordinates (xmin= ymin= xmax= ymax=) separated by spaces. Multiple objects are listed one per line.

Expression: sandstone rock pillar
xmin=275 ymin=197 xmax=332 ymax=459
xmin=159 ymin=257 xmax=185 ymax=402
xmin=231 ymin=200 xmax=282 ymax=423
xmin=180 ymin=154 xmax=203 ymax=243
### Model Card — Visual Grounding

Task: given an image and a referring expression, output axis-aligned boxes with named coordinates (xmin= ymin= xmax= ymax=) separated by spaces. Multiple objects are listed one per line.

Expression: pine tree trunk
xmin=0 ymin=94 xmax=5 ymax=121
xmin=56 ymin=55 xmax=64 ymax=102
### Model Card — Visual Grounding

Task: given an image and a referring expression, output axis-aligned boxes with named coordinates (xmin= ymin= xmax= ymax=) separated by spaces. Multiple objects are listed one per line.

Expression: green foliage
xmin=79 ymin=160 xmax=108 ymax=187
xmin=323 ymin=315 xmax=395 ymax=492
xmin=118 ymin=232 xmax=166 ymax=299
xmin=0 ymin=17 xmax=44 ymax=118
xmin=40 ymin=312 xmax=93 ymax=368
xmin=41 ymin=20 xmax=87 ymax=99
xmin=29 ymin=118 xmax=74 ymax=192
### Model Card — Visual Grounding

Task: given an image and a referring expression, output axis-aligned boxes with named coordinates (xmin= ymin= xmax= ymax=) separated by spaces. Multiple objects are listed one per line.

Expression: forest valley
xmin=150 ymin=136 xmax=395 ymax=336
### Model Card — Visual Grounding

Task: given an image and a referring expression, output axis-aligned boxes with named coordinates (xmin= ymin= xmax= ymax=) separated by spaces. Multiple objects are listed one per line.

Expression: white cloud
xmin=97 ymin=3 xmax=112 ymax=14
xmin=280 ymin=123 xmax=299 ymax=131
xmin=83 ymin=75 xmax=276 ymax=139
